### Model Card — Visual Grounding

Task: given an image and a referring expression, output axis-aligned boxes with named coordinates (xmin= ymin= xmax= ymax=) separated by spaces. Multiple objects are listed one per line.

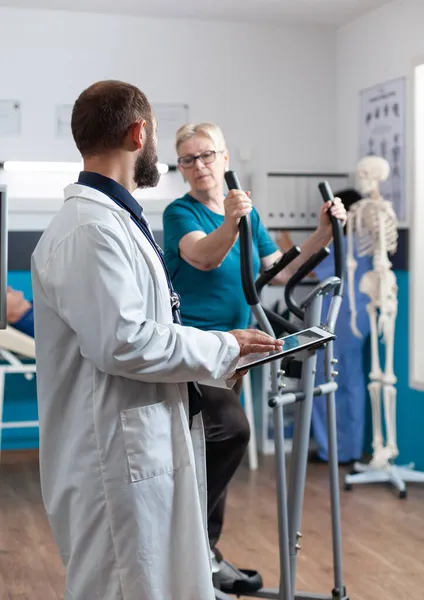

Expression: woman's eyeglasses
xmin=177 ymin=150 xmax=224 ymax=169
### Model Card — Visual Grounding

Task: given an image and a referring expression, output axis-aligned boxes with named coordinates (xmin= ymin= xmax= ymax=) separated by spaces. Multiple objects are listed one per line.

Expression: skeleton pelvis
xmin=359 ymin=270 xmax=398 ymax=306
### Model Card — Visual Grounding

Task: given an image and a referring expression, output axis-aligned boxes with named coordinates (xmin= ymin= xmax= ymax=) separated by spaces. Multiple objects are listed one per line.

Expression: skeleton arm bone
xmin=347 ymin=211 xmax=362 ymax=338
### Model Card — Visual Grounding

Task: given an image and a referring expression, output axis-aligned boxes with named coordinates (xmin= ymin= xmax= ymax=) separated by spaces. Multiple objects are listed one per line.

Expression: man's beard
xmin=134 ymin=135 xmax=160 ymax=189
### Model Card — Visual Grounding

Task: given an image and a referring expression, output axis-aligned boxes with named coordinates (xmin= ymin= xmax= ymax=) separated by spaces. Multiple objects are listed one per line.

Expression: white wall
xmin=336 ymin=0 xmax=424 ymax=389
xmin=336 ymin=0 xmax=424 ymax=170
xmin=0 ymin=6 xmax=337 ymax=223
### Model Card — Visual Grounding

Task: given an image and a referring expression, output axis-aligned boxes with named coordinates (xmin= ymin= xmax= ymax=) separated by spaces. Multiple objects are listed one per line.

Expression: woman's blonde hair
xmin=175 ymin=122 xmax=227 ymax=154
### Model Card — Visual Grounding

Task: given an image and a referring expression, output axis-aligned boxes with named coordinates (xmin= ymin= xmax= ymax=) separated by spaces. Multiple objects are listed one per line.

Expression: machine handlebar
xmin=318 ymin=181 xmax=345 ymax=298
xmin=283 ymin=180 xmax=346 ymax=322
xmin=224 ymin=170 xmax=260 ymax=306
xmin=255 ymin=245 xmax=301 ymax=294
xmin=224 ymin=170 xmax=299 ymax=334
xmin=284 ymin=247 xmax=330 ymax=321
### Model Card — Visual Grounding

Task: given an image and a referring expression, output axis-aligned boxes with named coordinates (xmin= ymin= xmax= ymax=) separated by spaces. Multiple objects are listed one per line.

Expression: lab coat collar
xmin=64 ymin=182 xmax=123 ymax=211
xmin=77 ymin=171 xmax=143 ymax=222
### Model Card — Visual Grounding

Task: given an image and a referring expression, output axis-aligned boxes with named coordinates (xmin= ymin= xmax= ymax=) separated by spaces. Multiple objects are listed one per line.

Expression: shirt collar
xmin=77 ymin=171 xmax=143 ymax=222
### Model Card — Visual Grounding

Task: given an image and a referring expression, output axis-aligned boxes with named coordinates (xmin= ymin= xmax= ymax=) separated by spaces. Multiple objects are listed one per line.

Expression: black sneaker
xmin=213 ymin=548 xmax=263 ymax=595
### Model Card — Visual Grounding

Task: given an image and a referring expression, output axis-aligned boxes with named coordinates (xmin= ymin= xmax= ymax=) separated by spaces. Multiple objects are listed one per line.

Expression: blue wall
xmin=8 ymin=271 xmax=33 ymax=300
xmin=388 ymin=271 xmax=424 ymax=469
xmin=3 ymin=271 xmax=424 ymax=469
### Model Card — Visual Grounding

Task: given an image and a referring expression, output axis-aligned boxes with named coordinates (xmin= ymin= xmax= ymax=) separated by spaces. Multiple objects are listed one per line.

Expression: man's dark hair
xmin=71 ymin=80 xmax=152 ymax=156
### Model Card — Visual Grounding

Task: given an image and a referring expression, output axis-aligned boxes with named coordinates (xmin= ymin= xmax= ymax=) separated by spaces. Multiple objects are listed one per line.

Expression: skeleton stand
xmin=344 ymin=198 xmax=424 ymax=498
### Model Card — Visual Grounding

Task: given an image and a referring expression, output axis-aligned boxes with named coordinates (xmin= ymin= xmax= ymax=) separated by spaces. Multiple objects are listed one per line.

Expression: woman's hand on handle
xmin=224 ymin=190 xmax=252 ymax=231
xmin=229 ymin=328 xmax=283 ymax=357
xmin=318 ymin=197 xmax=347 ymax=231
xmin=176 ymin=190 xmax=252 ymax=272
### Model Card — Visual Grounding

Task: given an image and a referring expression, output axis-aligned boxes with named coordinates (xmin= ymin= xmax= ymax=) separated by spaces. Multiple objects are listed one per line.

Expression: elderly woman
xmin=163 ymin=122 xmax=346 ymax=594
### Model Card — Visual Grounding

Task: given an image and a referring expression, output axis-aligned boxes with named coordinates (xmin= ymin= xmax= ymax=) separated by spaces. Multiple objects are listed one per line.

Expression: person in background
xmin=162 ymin=122 xmax=347 ymax=595
xmin=6 ymin=287 xmax=34 ymax=337
xmin=277 ymin=188 xmax=372 ymax=465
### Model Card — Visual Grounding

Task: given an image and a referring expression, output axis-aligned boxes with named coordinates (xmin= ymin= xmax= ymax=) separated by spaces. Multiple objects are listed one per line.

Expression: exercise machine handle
xmin=224 ymin=169 xmax=300 ymax=335
xmin=263 ymin=307 xmax=300 ymax=335
xmin=255 ymin=245 xmax=301 ymax=294
xmin=224 ymin=169 xmax=243 ymax=193
xmin=318 ymin=181 xmax=345 ymax=298
xmin=284 ymin=247 xmax=330 ymax=320
xmin=224 ymin=170 xmax=259 ymax=306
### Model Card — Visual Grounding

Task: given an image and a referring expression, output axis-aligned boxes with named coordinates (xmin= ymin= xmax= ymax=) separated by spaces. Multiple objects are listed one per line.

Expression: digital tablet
xmin=235 ymin=325 xmax=336 ymax=372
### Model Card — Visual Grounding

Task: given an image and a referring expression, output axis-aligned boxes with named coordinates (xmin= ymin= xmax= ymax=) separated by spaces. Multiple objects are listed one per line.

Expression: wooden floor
xmin=1 ymin=451 xmax=424 ymax=600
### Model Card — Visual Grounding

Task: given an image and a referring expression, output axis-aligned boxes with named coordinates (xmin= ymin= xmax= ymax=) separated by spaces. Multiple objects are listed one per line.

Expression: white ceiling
xmin=0 ymin=0 xmax=392 ymax=26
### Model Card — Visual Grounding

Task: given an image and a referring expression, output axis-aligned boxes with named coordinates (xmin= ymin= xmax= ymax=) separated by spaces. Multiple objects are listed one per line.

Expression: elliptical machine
xmin=214 ymin=171 xmax=348 ymax=600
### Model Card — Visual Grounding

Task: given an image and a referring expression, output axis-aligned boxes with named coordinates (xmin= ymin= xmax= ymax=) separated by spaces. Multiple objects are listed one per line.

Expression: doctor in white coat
xmin=31 ymin=80 xmax=281 ymax=600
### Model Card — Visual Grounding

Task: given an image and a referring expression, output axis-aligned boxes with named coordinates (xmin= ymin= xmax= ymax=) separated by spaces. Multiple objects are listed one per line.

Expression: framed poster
xmin=56 ymin=104 xmax=73 ymax=138
xmin=152 ymin=103 xmax=189 ymax=165
xmin=359 ymin=77 xmax=407 ymax=224
xmin=0 ymin=100 xmax=21 ymax=136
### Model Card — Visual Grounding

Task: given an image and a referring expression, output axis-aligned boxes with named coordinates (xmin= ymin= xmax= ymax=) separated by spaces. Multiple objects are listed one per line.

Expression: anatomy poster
xmin=359 ymin=77 xmax=406 ymax=223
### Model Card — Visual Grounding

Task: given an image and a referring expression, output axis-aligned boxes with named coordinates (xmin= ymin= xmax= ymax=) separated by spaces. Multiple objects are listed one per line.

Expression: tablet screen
xmin=236 ymin=327 xmax=334 ymax=371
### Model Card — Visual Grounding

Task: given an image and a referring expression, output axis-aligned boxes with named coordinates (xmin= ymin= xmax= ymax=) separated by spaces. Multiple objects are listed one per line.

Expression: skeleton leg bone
xmin=382 ymin=299 xmax=399 ymax=462
xmin=366 ymin=302 xmax=385 ymax=465
xmin=383 ymin=384 xmax=398 ymax=461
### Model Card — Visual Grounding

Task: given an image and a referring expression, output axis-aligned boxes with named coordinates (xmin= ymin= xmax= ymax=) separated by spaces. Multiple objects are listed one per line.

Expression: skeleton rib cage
xmin=350 ymin=198 xmax=398 ymax=260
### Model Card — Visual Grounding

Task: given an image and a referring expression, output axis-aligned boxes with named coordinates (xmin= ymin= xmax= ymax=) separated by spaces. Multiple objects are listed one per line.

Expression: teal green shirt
xmin=163 ymin=193 xmax=278 ymax=332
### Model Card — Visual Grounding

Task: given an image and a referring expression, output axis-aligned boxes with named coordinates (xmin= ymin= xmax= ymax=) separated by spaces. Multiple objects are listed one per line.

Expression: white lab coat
xmin=31 ymin=183 xmax=241 ymax=600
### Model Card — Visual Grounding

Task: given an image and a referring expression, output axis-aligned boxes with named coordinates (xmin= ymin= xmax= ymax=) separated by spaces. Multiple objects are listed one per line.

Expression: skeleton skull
xmin=355 ymin=156 xmax=390 ymax=197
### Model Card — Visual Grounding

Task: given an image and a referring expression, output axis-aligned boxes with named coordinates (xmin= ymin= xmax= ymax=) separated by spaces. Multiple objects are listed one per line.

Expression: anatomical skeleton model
xmin=344 ymin=156 xmax=424 ymax=497
xmin=348 ymin=156 xmax=398 ymax=467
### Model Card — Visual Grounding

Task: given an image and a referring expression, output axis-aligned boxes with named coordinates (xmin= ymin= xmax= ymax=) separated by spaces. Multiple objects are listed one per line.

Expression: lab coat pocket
xmin=120 ymin=401 xmax=190 ymax=483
